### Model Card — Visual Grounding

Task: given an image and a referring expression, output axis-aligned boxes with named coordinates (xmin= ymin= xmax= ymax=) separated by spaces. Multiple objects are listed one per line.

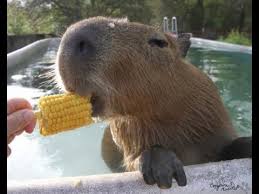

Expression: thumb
xmin=7 ymin=109 xmax=35 ymax=136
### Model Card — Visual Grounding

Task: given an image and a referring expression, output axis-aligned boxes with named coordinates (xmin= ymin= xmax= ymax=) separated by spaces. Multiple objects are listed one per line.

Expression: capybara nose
xmin=58 ymin=25 xmax=101 ymax=74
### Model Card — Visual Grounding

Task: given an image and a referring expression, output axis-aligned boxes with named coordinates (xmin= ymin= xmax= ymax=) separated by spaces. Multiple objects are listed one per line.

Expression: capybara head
xmin=56 ymin=17 xmax=185 ymax=118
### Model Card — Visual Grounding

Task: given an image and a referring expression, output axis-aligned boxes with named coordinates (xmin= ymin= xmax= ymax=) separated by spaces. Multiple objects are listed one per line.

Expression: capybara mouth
xmin=68 ymin=88 xmax=105 ymax=117
xmin=61 ymin=79 xmax=105 ymax=117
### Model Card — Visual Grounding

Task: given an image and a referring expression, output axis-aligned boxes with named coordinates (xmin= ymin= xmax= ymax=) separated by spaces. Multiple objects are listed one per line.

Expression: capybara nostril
xmin=76 ymin=39 xmax=94 ymax=56
xmin=79 ymin=40 xmax=86 ymax=53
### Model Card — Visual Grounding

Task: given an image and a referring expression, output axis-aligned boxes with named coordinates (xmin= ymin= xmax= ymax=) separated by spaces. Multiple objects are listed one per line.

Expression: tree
xmin=160 ymin=0 xmax=251 ymax=38
xmin=7 ymin=0 xmax=251 ymax=39
xmin=23 ymin=0 xmax=153 ymax=35
xmin=7 ymin=1 xmax=31 ymax=34
xmin=188 ymin=0 xmax=204 ymax=36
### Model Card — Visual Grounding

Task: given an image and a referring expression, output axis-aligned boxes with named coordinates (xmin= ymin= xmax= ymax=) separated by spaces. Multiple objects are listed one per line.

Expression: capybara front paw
xmin=139 ymin=145 xmax=187 ymax=189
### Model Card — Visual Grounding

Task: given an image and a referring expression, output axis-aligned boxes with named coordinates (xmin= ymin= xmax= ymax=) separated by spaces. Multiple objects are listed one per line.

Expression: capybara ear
xmin=164 ymin=33 xmax=181 ymax=58
xmin=176 ymin=33 xmax=192 ymax=57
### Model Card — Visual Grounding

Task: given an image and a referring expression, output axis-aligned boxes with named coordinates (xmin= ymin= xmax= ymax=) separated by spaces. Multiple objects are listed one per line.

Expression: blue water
xmin=187 ymin=48 xmax=252 ymax=136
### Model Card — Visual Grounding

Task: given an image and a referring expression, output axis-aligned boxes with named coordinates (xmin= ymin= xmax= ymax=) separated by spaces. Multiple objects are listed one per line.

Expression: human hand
xmin=7 ymin=98 xmax=36 ymax=157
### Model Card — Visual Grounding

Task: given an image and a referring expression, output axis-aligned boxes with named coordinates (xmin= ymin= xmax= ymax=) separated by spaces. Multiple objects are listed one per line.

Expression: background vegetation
xmin=7 ymin=0 xmax=252 ymax=45
xmin=218 ymin=30 xmax=251 ymax=46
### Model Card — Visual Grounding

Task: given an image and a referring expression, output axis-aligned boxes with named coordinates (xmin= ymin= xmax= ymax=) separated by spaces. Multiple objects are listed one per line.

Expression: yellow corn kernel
xmin=35 ymin=93 xmax=93 ymax=136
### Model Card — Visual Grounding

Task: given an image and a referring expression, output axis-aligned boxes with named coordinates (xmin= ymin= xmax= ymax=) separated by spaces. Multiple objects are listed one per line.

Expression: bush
xmin=218 ymin=30 xmax=251 ymax=46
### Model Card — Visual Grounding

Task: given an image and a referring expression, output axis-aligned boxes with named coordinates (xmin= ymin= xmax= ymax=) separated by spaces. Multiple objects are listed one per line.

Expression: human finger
xmin=7 ymin=109 xmax=35 ymax=136
xmin=7 ymin=98 xmax=32 ymax=115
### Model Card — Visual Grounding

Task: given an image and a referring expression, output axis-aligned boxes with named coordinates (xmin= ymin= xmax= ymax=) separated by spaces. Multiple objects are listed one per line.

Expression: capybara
xmin=56 ymin=17 xmax=252 ymax=189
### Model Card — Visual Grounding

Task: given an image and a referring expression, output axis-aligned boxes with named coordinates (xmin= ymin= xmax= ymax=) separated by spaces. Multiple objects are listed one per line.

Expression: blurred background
xmin=8 ymin=0 xmax=251 ymax=45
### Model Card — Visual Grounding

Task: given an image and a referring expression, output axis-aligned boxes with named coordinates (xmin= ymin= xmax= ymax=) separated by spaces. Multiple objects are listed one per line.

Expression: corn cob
xmin=35 ymin=93 xmax=93 ymax=136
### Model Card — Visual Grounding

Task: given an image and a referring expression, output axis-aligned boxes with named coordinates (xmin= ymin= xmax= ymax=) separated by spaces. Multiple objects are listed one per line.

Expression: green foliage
xmin=7 ymin=0 xmax=153 ymax=35
xmin=160 ymin=0 xmax=251 ymax=38
xmin=7 ymin=1 xmax=32 ymax=34
xmin=7 ymin=0 xmax=54 ymax=34
xmin=90 ymin=0 xmax=153 ymax=23
xmin=218 ymin=30 xmax=251 ymax=46
xmin=7 ymin=0 xmax=252 ymax=41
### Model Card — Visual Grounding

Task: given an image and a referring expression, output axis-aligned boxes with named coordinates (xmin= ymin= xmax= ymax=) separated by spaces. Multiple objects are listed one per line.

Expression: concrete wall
xmin=7 ymin=159 xmax=251 ymax=194
xmin=7 ymin=34 xmax=56 ymax=53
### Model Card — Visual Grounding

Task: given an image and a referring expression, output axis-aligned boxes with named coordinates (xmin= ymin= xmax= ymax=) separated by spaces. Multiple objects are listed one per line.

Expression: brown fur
xmin=56 ymin=17 xmax=237 ymax=172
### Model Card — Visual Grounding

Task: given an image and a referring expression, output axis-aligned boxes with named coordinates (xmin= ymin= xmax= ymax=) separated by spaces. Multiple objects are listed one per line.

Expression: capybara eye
xmin=148 ymin=38 xmax=168 ymax=48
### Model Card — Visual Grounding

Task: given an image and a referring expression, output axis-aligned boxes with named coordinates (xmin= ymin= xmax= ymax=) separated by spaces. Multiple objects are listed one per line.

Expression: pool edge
xmin=8 ymin=158 xmax=252 ymax=194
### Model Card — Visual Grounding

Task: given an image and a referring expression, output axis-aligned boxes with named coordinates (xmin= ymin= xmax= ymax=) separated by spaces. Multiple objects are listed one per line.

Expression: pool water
xmin=187 ymin=48 xmax=252 ymax=136
xmin=7 ymin=47 xmax=252 ymax=182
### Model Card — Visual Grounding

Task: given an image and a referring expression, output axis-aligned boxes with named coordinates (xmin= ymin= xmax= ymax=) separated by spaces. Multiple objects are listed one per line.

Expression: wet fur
xmin=57 ymin=17 xmax=239 ymax=172
xmin=108 ymin=57 xmax=237 ymax=170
